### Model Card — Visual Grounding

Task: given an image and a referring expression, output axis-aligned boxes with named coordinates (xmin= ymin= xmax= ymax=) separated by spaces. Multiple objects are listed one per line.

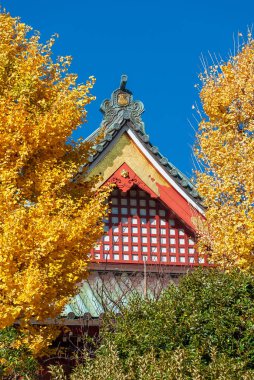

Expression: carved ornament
xmin=100 ymin=75 xmax=145 ymax=134
xmin=105 ymin=163 xmax=158 ymax=198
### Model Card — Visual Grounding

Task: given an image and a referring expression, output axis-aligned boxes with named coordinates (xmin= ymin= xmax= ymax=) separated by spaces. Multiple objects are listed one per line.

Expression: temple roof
xmin=84 ymin=75 xmax=203 ymax=208
xmin=62 ymin=81 xmax=205 ymax=319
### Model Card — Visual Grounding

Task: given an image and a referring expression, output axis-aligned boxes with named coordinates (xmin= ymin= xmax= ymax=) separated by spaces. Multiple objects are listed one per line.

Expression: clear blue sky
xmin=3 ymin=0 xmax=254 ymax=177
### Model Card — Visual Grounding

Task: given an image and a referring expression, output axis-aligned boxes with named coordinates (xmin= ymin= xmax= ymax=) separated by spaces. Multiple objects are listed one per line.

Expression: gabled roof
xmin=82 ymin=75 xmax=203 ymax=212
xmin=62 ymin=81 xmax=205 ymax=319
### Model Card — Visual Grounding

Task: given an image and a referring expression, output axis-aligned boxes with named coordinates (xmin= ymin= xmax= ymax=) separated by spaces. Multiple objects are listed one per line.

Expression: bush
xmin=0 ymin=327 xmax=38 ymax=379
xmin=50 ymin=269 xmax=254 ymax=379
xmin=105 ymin=268 xmax=254 ymax=368
xmin=50 ymin=344 xmax=254 ymax=380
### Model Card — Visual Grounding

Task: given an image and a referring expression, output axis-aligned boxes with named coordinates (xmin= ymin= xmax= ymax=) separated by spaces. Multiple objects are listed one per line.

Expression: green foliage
xmin=50 ymin=344 xmax=254 ymax=380
xmin=104 ymin=268 xmax=254 ymax=368
xmin=0 ymin=327 xmax=39 ymax=379
xmin=50 ymin=269 xmax=254 ymax=379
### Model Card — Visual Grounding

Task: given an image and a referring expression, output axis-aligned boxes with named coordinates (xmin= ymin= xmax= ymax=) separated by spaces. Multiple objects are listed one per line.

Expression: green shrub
xmin=50 ymin=344 xmax=254 ymax=380
xmin=50 ymin=268 xmax=254 ymax=379
xmin=0 ymin=327 xmax=38 ymax=379
xmin=105 ymin=268 xmax=254 ymax=368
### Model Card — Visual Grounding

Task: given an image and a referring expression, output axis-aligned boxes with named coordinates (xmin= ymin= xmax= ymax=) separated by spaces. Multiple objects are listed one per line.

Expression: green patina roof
xmin=63 ymin=270 xmax=173 ymax=318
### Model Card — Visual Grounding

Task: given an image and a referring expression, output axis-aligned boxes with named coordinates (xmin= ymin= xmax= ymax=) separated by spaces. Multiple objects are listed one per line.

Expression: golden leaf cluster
xmin=0 ymin=13 xmax=110 ymax=353
xmin=195 ymin=36 xmax=254 ymax=271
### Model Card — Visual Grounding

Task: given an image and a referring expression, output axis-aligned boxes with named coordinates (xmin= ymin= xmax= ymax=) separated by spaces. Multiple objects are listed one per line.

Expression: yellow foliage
xmin=0 ymin=12 xmax=110 ymax=353
xmin=195 ymin=36 xmax=254 ymax=271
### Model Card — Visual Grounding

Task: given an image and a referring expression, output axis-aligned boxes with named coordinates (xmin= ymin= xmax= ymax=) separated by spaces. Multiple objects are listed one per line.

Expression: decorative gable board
xmin=84 ymin=127 xmax=204 ymax=230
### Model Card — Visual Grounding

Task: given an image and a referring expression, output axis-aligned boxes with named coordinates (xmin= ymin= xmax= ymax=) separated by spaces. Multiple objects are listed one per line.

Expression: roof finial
xmin=120 ymin=74 xmax=128 ymax=91
xmin=100 ymin=76 xmax=145 ymax=134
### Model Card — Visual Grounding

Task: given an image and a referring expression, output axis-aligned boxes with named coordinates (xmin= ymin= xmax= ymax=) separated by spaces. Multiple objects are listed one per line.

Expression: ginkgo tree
xmin=195 ymin=34 xmax=254 ymax=271
xmin=0 ymin=12 xmax=110 ymax=353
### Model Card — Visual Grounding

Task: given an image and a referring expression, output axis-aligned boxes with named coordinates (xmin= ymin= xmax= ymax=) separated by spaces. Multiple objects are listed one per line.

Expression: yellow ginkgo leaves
xmin=195 ymin=36 xmax=254 ymax=272
xmin=0 ymin=12 xmax=110 ymax=354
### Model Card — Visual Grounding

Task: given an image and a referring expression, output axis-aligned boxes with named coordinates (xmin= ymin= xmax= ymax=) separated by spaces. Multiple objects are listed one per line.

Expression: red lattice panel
xmin=91 ymin=187 xmax=207 ymax=266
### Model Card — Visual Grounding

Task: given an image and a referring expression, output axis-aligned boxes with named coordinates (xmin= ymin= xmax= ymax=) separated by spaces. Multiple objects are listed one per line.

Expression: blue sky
xmin=3 ymin=0 xmax=254 ymax=177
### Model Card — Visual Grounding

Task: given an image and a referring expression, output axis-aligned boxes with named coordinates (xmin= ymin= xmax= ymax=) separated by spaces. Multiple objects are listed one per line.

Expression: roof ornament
xmin=100 ymin=75 xmax=145 ymax=135
xmin=120 ymin=74 xmax=128 ymax=90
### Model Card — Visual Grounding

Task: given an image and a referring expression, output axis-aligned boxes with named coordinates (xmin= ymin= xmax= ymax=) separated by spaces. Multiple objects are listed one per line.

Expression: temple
xmin=59 ymin=75 xmax=207 ymax=325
